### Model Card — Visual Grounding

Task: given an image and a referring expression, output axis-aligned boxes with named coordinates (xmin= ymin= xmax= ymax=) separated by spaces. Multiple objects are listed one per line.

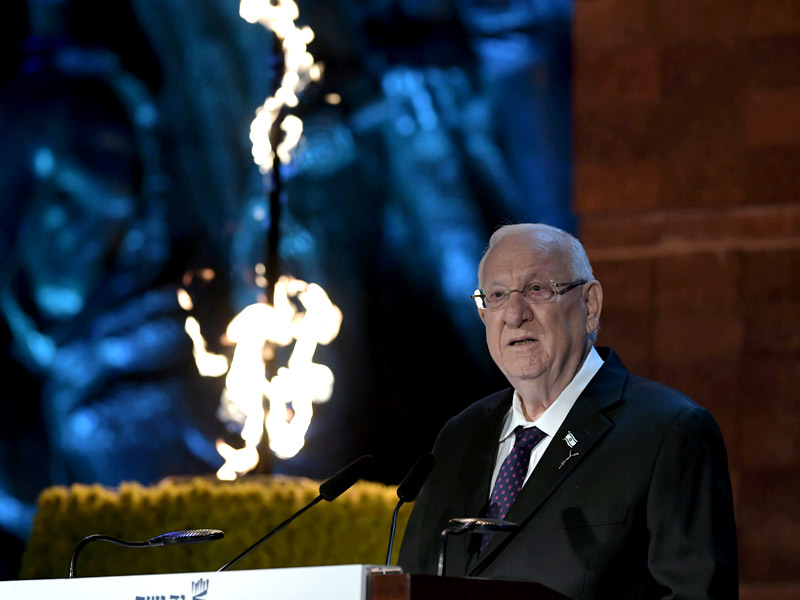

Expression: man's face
xmin=478 ymin=232 xmax=599 ymax=391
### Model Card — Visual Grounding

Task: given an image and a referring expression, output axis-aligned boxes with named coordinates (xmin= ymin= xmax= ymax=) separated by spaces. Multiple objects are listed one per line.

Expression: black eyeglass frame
xmin=471 ymin=279 xmax=587 ymax=310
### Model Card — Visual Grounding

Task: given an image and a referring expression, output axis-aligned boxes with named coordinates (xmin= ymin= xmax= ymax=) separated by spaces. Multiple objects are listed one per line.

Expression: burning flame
xmin=240 ymin=0 xmax=321 ymax=173
xmin=184 ymin=316 xmax=230 ymax=378
xmin=179 ymin=272 xmax=229 ymax=377
xmin=181 ymin=275 xmax=342 ymax=479
xmin=179 ymin=1 xmax=337 ymax=480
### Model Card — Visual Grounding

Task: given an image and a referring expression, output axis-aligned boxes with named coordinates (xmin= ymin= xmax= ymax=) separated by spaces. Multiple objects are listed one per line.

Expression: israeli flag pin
xmin=563 ymin=431 xmax=578 ymax=448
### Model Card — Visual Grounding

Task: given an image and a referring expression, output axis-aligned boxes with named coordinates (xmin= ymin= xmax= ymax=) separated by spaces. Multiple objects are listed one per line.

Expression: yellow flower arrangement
xmin=20 ymin=476 xmax=411 ymax=579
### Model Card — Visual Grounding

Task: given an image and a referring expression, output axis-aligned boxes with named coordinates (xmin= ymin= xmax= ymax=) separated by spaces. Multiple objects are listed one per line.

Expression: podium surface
xmin=0 ymin=565 xmax=570 ymax=600
xmin=0 ymin=564 xmax=376 ymax=600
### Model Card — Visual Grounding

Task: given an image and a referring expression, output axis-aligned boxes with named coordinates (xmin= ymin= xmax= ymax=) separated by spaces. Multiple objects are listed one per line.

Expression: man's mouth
xmin=509 ymin=338 xmax=537 ymax=346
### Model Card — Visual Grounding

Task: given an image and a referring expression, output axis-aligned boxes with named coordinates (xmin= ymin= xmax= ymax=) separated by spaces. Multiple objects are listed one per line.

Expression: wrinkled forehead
xmin=479 ymin=232 xmax=571 ymax=287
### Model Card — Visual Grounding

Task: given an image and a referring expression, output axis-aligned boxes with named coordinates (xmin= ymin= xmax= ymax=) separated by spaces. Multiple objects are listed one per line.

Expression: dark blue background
xmin=0 ymin=0 xmax=573 ymax=579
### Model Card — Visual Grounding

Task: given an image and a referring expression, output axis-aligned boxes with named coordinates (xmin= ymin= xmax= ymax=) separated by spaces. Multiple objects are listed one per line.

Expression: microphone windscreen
xmin=151 ymin=529 xmax=224 ymax=546
xmin=396 ymin=453 xmax=435 ymax=503
xmin=319 ymin=455 xmax=375 ymax=501
xmin=447 ymin=517 xmax=516 ymax=533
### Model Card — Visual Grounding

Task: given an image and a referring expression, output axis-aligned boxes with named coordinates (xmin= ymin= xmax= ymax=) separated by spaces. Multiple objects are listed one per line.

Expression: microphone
xmin=319 ymin=455 xmax=375 ymax=501
xmin=69 ymin=529 xmax=224 ymax=578
xmin=437 ymin=517 xmax=516 ymax=576
xmin=218 ymin=455 xmax=375 ymax=571
xmin=385 ymin=453 xmax=434 ymax=565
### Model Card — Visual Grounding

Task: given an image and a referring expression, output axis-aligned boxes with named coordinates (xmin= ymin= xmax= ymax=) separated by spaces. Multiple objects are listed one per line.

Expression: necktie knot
xmin=514 ymin=425 xmax=545 ymax=450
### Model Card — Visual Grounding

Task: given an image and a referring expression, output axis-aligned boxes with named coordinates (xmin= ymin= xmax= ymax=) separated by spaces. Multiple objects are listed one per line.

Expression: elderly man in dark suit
xmin=398 ymin=223 xmax=738 ymax=599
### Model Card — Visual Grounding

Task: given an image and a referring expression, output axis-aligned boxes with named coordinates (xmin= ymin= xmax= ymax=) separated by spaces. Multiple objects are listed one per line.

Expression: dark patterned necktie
xmin=480 ymin=425 xmax=546 ymax=553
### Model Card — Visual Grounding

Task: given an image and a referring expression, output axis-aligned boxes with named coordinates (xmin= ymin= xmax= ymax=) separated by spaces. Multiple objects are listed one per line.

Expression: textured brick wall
xmin=573 ymin=0 xmax=800 ymax=596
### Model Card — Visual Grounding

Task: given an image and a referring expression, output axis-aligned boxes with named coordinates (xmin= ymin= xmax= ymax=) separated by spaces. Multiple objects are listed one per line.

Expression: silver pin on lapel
xmin=559 ymin=449 xmax=580 ymax=470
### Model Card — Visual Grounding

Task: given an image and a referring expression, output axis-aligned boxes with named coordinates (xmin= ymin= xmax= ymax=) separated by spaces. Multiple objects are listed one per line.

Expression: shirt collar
xmin=498 ymin=345 xmax=605 ymax=442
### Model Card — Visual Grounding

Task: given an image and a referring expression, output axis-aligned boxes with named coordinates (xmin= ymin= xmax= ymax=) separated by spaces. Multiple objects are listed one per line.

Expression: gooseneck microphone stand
xmin=69 ymin=529 xmax=224 ymax=578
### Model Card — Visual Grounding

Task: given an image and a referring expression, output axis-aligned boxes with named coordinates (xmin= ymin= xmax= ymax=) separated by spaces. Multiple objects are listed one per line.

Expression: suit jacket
xmin=398 ymin=347 xmax=738 ymax=599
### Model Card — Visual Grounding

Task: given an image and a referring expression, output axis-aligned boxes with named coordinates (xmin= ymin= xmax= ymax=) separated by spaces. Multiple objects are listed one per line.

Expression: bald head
xmin=478 ymin=224 xmax=593 ymax=289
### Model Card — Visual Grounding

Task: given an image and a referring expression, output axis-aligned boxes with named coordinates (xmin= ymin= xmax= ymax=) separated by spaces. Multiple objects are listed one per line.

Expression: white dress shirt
xmin=488 ymin=346 xmax=605 ymax=495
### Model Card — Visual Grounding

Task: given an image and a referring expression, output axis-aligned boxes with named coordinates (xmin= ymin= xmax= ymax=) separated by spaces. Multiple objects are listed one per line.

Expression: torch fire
xmin=180 ymin=0 xmax=340 ymax=480
xmin=239 ymin=0 xmax=321 ymax=173
xmin=180 ymin=274 xmax=342 ymax=479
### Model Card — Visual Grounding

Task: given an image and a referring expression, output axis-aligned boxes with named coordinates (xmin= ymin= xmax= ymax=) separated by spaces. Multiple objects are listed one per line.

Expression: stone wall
xmin=573 ymin=0 xmax=800 ymax=596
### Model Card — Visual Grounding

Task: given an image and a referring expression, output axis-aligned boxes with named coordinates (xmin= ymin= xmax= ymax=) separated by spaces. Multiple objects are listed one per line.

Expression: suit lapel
xmin=469 ymin=348 xmax=629 ymax=575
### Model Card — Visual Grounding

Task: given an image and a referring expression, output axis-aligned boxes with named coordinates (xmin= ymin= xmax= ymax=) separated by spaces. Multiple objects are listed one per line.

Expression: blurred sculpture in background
xmin=286 ymin=0 xmax=574 ymax=358
xmin=0 ymin=0 xmax=576 ymax=566
xmin=0 ymin=2 xmax=224 ymax=542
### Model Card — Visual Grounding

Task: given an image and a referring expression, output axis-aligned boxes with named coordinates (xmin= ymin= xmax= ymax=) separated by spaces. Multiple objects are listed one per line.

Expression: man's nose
xmin=503 ymin=291 xmax=533 ymax=327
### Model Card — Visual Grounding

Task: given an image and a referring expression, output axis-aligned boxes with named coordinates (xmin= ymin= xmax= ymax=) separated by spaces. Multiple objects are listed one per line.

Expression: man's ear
xmin=584 ymin=280 xmax=603 ymax=335
xmin=478 ymin=307 xmax=487 ymax=325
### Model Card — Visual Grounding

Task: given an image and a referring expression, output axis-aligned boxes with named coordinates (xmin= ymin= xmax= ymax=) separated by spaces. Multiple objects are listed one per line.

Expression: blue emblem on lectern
xmin=193 ymin=578 xmax=210 ymax=599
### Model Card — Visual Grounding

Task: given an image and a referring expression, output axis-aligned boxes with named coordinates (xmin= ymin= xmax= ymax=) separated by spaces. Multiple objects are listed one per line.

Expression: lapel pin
xmin=559 ymin=431 xmax=580 ymax=470
xmin=559 ymin=449 xmax=580 ymax=470
xmin=563 ymin=431 xmax=578 ymax=448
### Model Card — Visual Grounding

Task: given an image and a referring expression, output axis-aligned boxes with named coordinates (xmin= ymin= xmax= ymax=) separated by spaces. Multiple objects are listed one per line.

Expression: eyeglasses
xmin=471 ymin=280 xmax=587 ymax=310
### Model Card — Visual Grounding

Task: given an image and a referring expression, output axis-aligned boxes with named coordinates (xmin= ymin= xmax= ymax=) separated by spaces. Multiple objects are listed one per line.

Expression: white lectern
xmin=0 ymin=565 xmax=571 ymax=600
xmin=0 ymin=564 xmax=394 ymax=600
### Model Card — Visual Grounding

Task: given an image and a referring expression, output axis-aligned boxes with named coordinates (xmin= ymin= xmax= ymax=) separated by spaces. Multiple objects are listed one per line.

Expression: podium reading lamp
xmin=438 ymin=518 xmax=516 ymax=576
